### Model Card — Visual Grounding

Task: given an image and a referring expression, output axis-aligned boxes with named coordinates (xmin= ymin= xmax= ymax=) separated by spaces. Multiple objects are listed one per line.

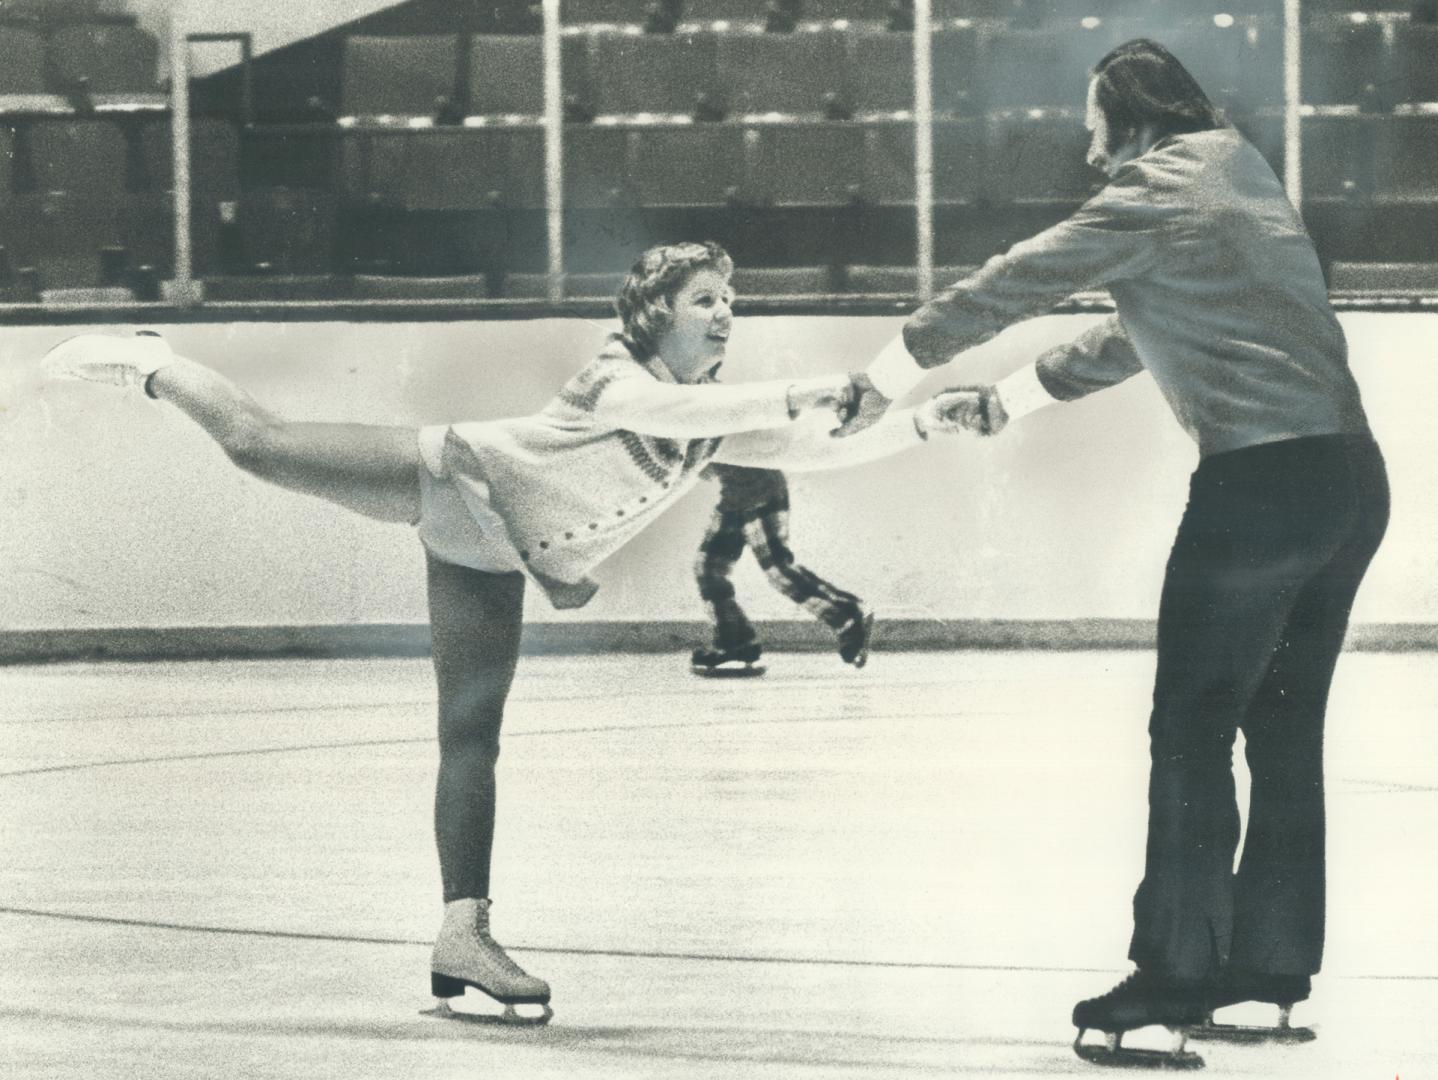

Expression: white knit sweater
xmin=420 ymin=338 xmax=926 ymax=608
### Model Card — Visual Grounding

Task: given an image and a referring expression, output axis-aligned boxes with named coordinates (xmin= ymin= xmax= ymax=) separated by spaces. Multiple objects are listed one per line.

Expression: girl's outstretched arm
xmin=712 ymin=403 xmax=933 ymax=473
xmin=591 ymin=371 xmax=854 ymax=439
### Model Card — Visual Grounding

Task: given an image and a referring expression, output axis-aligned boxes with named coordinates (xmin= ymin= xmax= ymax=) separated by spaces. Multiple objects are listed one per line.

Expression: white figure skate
xmin=41 ymin=331 xmax=174 ymax=394
xmin=423 ymin=898 xmax=553 ymax=1026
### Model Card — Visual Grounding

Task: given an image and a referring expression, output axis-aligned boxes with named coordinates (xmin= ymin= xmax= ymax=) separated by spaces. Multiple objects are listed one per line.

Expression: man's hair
xmin=1092 ymin=38 xmax=1223 ymax=153
xmin=614 ymin=241 xmax=734 ymax=358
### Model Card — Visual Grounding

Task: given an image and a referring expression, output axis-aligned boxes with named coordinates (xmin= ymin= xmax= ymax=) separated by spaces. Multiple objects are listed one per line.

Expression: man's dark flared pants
xmin=1128 ymin=434 xmax=1389 ymax=982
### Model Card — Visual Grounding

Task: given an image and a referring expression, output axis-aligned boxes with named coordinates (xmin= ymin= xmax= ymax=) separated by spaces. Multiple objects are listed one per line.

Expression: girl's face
xmin=654 ymin=268 xmax=735 ymax=382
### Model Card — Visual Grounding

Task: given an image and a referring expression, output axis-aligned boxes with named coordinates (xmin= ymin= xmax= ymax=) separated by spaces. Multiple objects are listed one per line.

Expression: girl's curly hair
xmin=614 ymin=241 xmax=734 ymax=358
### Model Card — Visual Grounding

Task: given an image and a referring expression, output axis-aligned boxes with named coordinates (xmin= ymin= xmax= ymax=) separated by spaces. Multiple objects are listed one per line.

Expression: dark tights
xmin=426 ymin=552 xmax=526 ymax=903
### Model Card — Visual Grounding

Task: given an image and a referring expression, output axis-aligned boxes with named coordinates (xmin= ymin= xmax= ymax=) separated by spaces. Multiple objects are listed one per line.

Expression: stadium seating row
xmin=0 ymin=20 xmax=156 ymax=95
xmin=335 ymin=21 xmax=1438 ymax=122
xmin=4 ymin=114 xmax=1434 ymax=208
xmin=4 ymin=192 xmax=1438 ymax=297
xmin=189 ymin=264 xmax=989 ymax=301
xmin=556 ymin=0 xmax=1411 ymax=27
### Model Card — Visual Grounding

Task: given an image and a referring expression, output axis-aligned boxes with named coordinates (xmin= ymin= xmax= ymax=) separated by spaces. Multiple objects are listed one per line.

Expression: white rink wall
xmin=1 ymin=312 xmax=1432 ymax=632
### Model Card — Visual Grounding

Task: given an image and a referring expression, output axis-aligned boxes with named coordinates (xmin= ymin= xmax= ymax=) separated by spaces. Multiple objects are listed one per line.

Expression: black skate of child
xmin=690 ymin=642 xmax=766 ymax=677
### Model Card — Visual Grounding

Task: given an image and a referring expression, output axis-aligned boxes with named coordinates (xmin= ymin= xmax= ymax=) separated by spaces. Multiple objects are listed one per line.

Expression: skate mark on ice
xmin=0 ymin=1004 xmax=1054 ymax=1072
xmin=0 ymin=904 xmax=1118 ymax=974
xmin=0 ymin=707 xmax=999 ymax=778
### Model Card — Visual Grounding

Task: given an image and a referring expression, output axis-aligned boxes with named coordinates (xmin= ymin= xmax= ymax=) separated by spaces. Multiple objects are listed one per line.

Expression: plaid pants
xmin=694 ymin=493 xmax=863 ymax=650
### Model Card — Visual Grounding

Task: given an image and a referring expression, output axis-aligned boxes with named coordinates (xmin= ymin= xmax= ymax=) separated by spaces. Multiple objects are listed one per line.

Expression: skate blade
xmin=1189 ymin=1020 xmax=1316 ymax=1044
xmin=1073 ymin=1043 xmax=1204 ymax=1069
xmin=422 ymin=999 xmax=553 ymax=1027
xmin=848 ymin=611 xmax=875 ymax=668
xmin=691 ymin=664 xmax=766 ymax=678
xmin=1074 ymin=1029 xmax=1204 ymax=1070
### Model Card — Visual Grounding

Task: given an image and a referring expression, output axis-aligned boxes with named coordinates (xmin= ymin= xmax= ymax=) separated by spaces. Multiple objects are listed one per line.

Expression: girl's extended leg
xmin=148 ymin=359 xmax=421 ymax=524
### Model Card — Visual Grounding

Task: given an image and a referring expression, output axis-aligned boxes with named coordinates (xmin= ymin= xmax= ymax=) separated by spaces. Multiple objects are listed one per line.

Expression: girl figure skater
xmin=42 ymin=241 xmax=950 ymax=1024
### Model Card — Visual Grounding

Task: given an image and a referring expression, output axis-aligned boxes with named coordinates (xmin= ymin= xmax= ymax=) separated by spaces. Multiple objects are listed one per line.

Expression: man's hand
xmin=832 ymin=372 xmax=892 ymax=438
xmin=918 ymin=385 xmax=1010 ymax=437
xmin=786 ymin=374 xmax=859 ymax=421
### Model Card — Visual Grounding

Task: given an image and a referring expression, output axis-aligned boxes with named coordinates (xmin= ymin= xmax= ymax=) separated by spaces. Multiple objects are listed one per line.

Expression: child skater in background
xmin=41 ymin=241 xmax=959 ymax=1028
xmin=691 ymin=463 xmax=873 ymax=676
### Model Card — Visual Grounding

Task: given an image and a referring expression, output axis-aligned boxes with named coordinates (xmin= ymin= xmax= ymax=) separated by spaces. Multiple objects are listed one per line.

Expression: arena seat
xmin=714 ymin=30 xmax=847 ymax=116
xmin=498 ymin=272 xmax=548 ymax=298
xmin=1327 ymin=261 xmax=1438 ymax=294
xmin=1301 ymin=21 xmax=1385 ymax=106
xmin=29 ymin=119 xmax=127 ymax=194
xmin=340 ymin=128 xmax=544 ymax=211
xmin=862 ymin=119 xmax=986 ymax=204
xmin=564 ymin=125 xmax=637 ymax=206
xmin=1148 ymin=0 xmax=1283 ymax=20
xmin=846 ymin=28 xmax=981 ymax=115
xmin=751 ymin=123 xmax=868 ymax=205
xmin=1392 ymin=22 xmax=1438 ymax=106
xmin=499 ymin=271 xmax=628 ymax=298
xmin=930 ymin=27 xmax=983 ymax=114
xmin=340 ymin=35 xmax=458 ymax=118
xmin=932 ymin=0 xmax=1013 ymax=18
xmin=562 ymin=270 xmax=627 ymax=297
xmin=804 ymin=0 xmax=894 ymax=21
xmin=1301 ymin=114 xmax=1378 ymax=202
xmin=860 ymin=121 xmax=918 ymax=204
xmin=241 ymin=127 xmax=338 ymax=191
xmin=231 ymin=189 xmax=338 ymax=274
xmin=202 ymin=274 xmax=352 ymax=301
xmin=560 ymin=0 xmax=762 ymax=23
xmin=983 ymin=113 xmax=1097 ymax=204
xmin=841 ymin=263 xmax=977 ymax=293
xmin=469 ymin=35 xmax=544 ymax=115
xmin=468 ymin=34 xmax=594 ymax=116
xmin=1374 ymin=115 xmax=1438 ymax=202
xmin=0 ymin=190 xmax=124 ymax=288
xmin=138 ymin=117 xmax=241 ymax=195
xmin=560 ymin=0 xmax=641 ymax=23
xmin=1300 ymin=0 xmax=1400 ymax=14
xmin=0 ymin=124 xmax=13 ymax=194
xmin=979 ymin=25 xmax=1114 ymax=111
xmin=729 ymin=265 xmax=834 ymax=294
xmin=846 ymin=31 xmax=915 ymax=114
xmin=589 ymin=30 xmax=719 ymax=116
xmin=47 ymin=22 xmax=158 ymax=93
xmin=351 ymin=273 xmax=492 ymax=299
xmin=1176 ymin=19 xmax=1282 ymax=114
xmin=116 ymin=190 xmax=224 ymax=277
xmin=628 ymin=124 xmax=751 ymax=206
xmin=0 ymin=26 xmax=46 ymax=94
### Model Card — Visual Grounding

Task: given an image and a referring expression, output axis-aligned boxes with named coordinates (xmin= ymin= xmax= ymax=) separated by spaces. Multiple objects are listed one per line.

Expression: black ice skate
xmin=691 ymin=642 xmax=766 ymax=677
xmin=1190 ymin=971 xmax=1315 ymax=1045
xmin=1072 ymin=970 xmax=1208 ymax=1069
xmin=838 ymin=610 xmax=875 ymax=668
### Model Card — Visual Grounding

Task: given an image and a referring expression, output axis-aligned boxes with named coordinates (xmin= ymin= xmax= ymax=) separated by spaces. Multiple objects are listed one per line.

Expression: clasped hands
xmin=824 ymin=373 xmax=1009 ymax=439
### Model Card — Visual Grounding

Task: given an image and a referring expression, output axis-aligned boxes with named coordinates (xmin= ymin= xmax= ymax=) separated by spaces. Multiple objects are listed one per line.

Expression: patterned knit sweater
xmin=421 ymin=337 xmax=931 ymax=608
xmin=422 ymin=338 xmax=796 ymax=607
